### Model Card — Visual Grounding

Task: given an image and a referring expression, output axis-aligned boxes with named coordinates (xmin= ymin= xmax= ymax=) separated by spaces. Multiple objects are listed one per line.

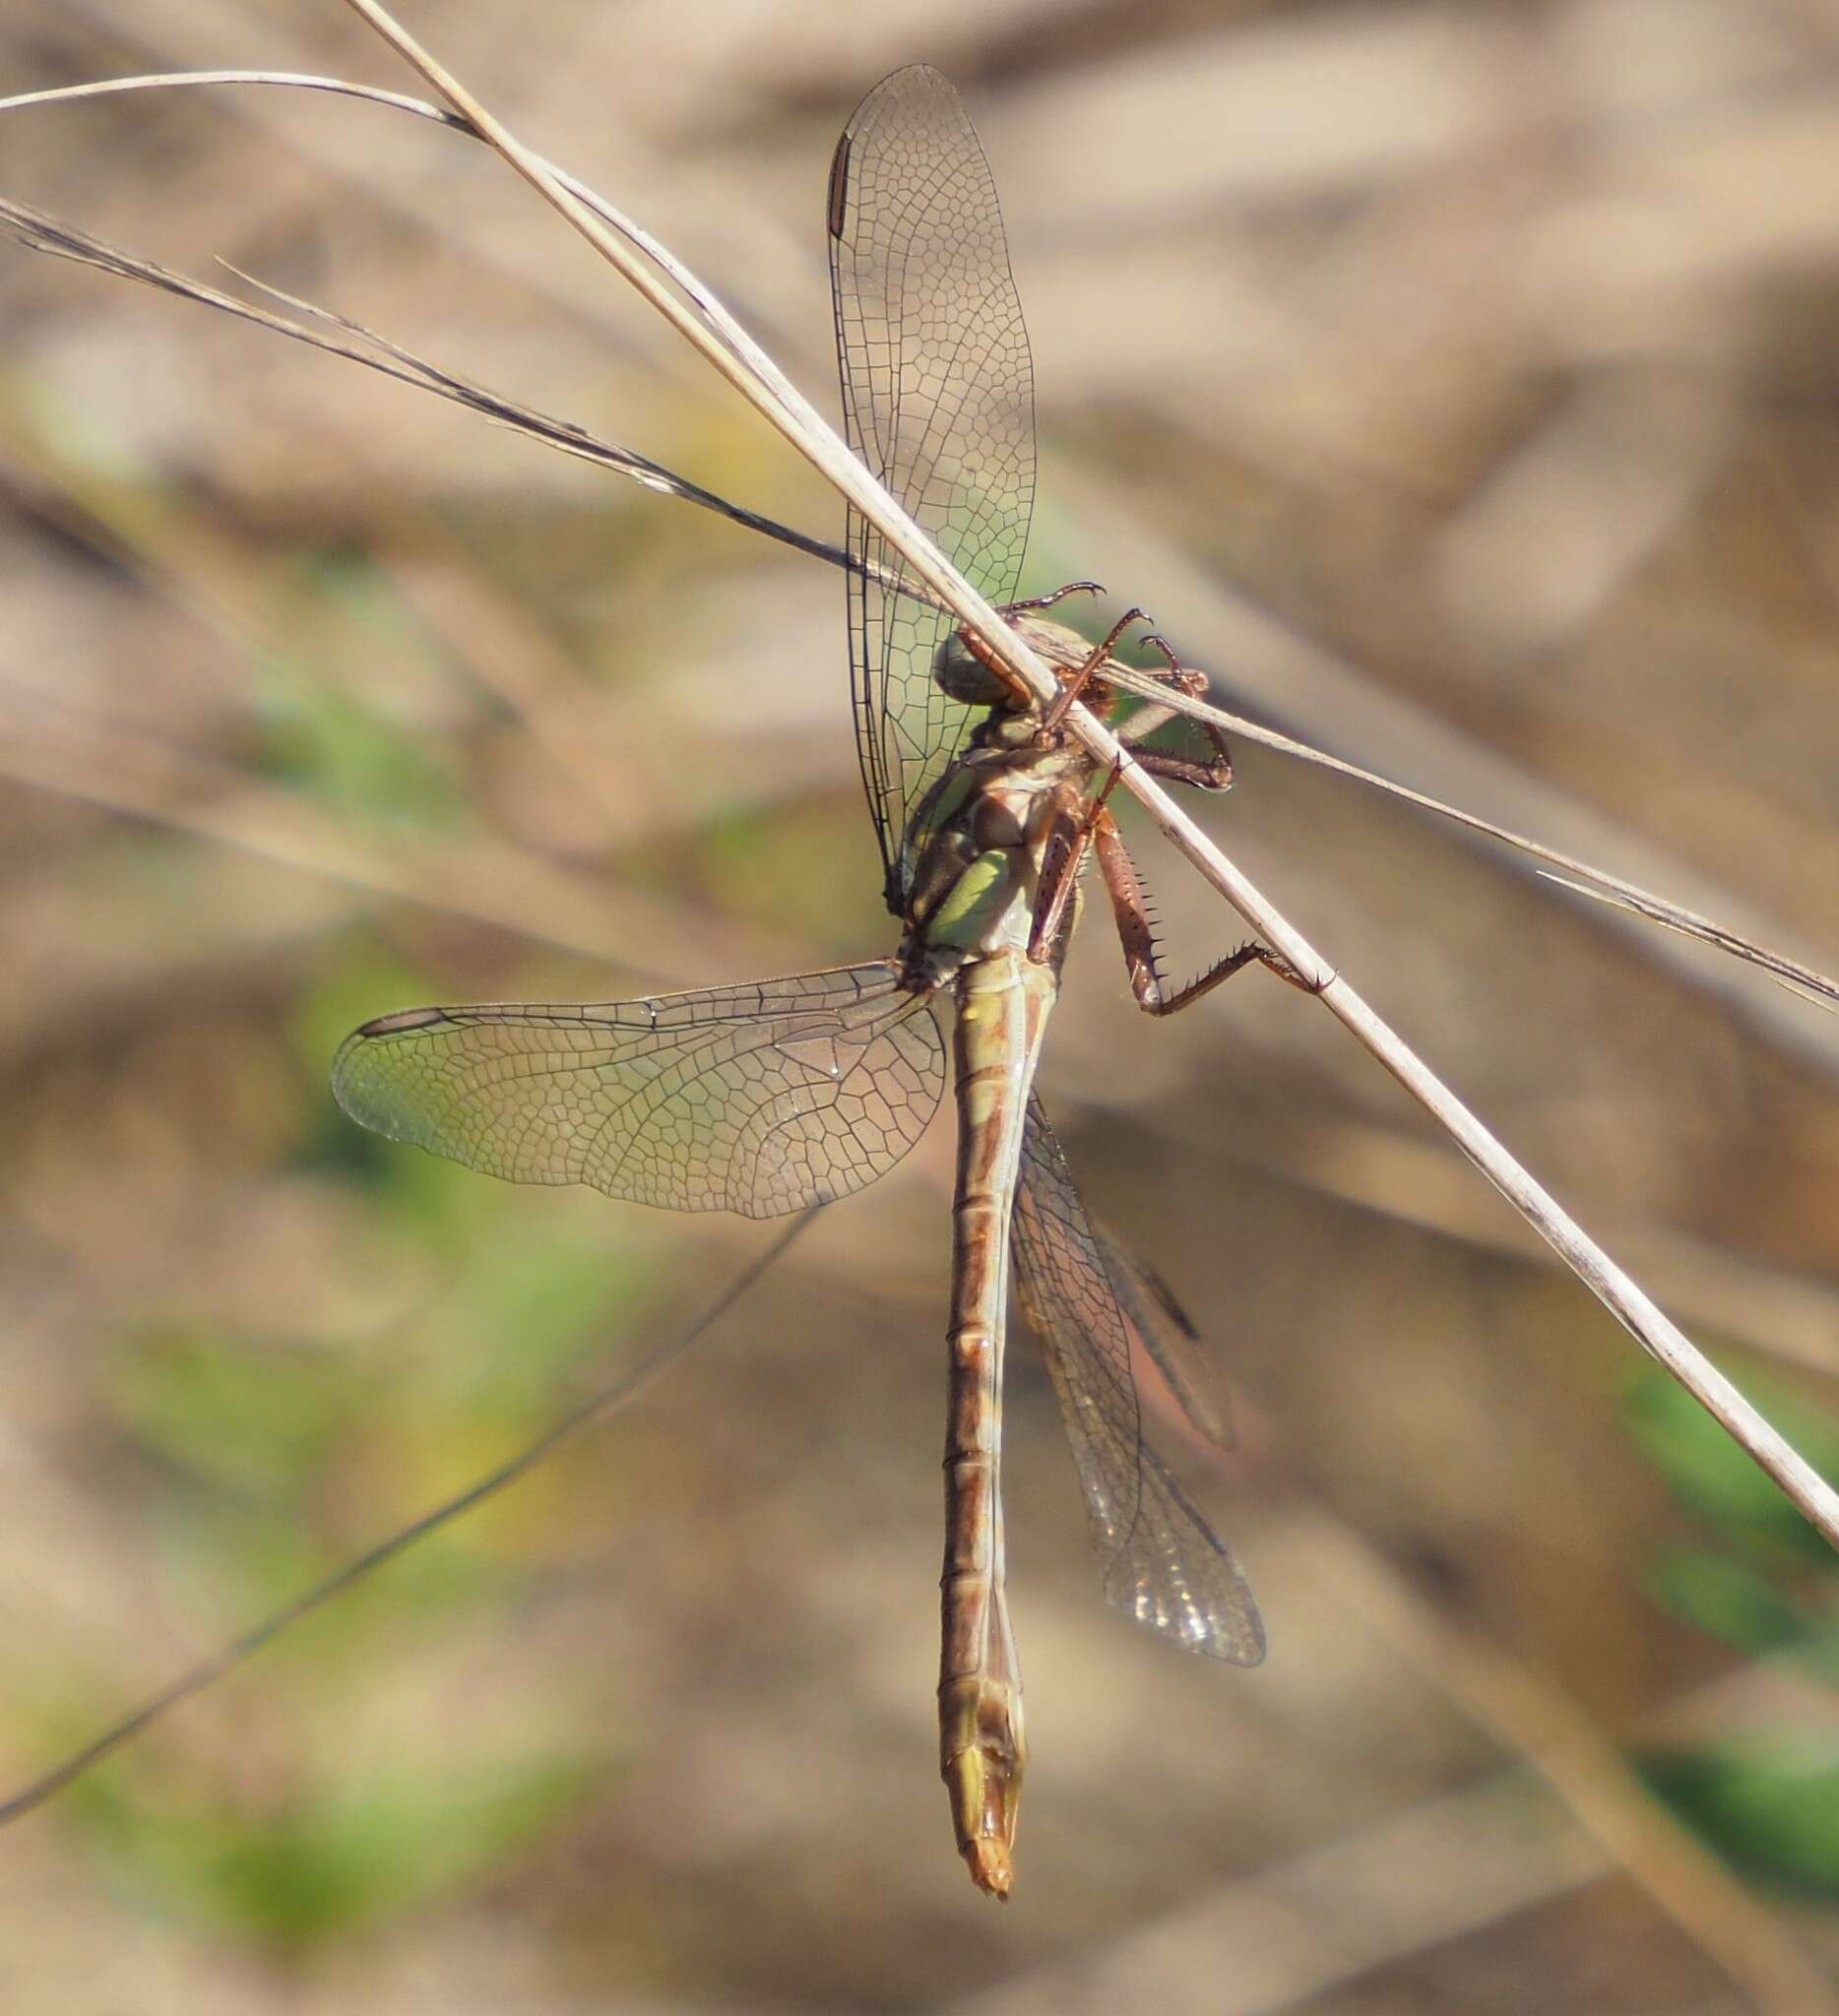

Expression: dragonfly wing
xmin=1090 ymin=1224 xmax=1237 ymax=1452
xmin=828 ymin=65 xmax=1037 ymax=903
xmin=333 ymin=962 xmax=947 ymax=1221
xmin=1012 ymin=1095 xmax=1264 ymax=1664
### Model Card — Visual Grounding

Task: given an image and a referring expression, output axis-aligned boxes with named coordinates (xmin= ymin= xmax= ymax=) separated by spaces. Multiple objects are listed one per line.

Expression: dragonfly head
xmin=933 ymin=612 xmax=1105 ymax=718
xmin=932 ymin=626 xmax=1030 ymax=711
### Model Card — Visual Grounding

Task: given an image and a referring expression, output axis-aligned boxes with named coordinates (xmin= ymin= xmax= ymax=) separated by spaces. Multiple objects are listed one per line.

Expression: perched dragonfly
xmin=333 ymin=65 xmax=1301 ymax=1898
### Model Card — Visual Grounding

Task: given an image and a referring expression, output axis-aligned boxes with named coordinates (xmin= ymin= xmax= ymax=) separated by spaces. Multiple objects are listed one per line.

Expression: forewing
xmin=332 ymin=963 xmax=946 ymax=1221
xmin=828 ymin=64 xmax=1036 ymax=902
xmin=1012 ymin=1096 xmax=1264 ymax=1664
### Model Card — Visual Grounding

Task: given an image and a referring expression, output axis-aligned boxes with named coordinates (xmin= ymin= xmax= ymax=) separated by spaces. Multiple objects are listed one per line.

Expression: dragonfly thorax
xmin=899 ymin=734 xmax=1097 ymax=980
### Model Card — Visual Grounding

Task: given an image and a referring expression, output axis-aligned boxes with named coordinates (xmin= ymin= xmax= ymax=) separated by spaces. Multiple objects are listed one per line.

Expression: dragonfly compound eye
xmin=932 ymin=629 xmax=1024 ymax=709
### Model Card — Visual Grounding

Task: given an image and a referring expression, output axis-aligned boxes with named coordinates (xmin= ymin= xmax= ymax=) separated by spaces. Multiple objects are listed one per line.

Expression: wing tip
xmin=330 ymin=1010 xmax=449 ymax=1140
xmin=1172 ymin=1606 xmax=1268 ymax=1669
xmin=1218 ymin=1613 xmax=1269 ymax=1669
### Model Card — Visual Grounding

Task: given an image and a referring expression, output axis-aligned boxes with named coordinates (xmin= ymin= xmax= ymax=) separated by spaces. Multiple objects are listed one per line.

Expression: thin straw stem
xmin=331 ymin=0 xmax=1839 ymax=1550
xmin=4 ymin=72 xmax=1831 ymax=1012
xmin=3 ymin=39 xmax=1831 ymax=1542
xmin=0 ymin=1213 xmax=819 ymax=1828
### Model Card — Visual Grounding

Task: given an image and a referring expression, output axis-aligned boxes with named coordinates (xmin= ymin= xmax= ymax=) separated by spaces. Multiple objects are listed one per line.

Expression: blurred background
xmin=2 ymin=2 xmax=1837 ymax=2010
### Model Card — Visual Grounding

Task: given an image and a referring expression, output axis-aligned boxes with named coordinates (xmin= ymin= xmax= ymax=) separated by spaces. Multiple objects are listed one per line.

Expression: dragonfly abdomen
xmin=937 ymin=949 xmax=1057 ymax=1898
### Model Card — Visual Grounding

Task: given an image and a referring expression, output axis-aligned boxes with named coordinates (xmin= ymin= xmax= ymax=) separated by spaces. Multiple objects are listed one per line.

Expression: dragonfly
xmin=332 ymin=64 xmax=1303 ymax=1899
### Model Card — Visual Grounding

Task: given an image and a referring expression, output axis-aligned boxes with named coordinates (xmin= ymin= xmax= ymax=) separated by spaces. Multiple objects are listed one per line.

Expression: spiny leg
xmin=1116 ymin=633 xmax=1235 ymax=791
xmin=999 ymin=579 xmax=1105 ymax=615
xmin=1098 ymin=635 xmax=1189 ymax=743
xmin=1129 ymin=746 xmax=1236 ymax=790
xmin=1041 ymin=606 xmax=1149 ymax=731
xmin=1026 ymin=772 xmax=1110 ymax=966
xmin=1091 ymin=804 xmax=1316 ymax=1012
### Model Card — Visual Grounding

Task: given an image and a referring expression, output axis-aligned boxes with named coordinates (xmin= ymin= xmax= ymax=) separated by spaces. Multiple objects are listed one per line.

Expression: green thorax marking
xmin=925 ymin=849 xmax=1023 ymax=952
xmin=900 ymin=711 xmax=1097 ymax=977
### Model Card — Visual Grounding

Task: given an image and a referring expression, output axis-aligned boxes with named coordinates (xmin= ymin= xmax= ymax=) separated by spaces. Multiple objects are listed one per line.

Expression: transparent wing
xmin=1012 ymin=1096 xmax=1265 ymax=1664
xmin=828 ymin=64 xmax=1036 ymax=906
xmin=332 ymin=963 xmax=947 ymax=1222
xmin=1091 ymin=1225 xmax=1237 ymax=1454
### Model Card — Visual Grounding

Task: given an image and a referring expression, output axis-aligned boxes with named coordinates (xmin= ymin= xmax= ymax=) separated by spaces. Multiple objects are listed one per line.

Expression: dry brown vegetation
xmin=1 ymin=2 xmax=1836 ymax=2010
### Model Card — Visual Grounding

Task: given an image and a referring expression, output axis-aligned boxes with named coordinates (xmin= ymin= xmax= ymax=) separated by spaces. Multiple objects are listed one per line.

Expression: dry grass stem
xmin=0 ymin=1211 xmax=820 ymax=1829
xmin=330 ymin=0 xmax=1839 ymax=1547
xmin=4 ymin=11 xmax=1838 ymax=1993
xmin=2 ymin=21 xmax=1832 ymax=1543
xmin=1279 ymin=1506 xmax=1835 ymax=2015
xmin=5 ymin=75 xmax=1833 ymax=1014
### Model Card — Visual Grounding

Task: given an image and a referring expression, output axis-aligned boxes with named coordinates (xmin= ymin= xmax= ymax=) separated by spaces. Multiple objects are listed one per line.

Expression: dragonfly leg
xmin=1027 ymin=811 xmax=1089 ymax=966
xmin=1131 ymin=744 xmax=1236 ymax=790
xmin=1041 ymin=606 xmax=1148 ymax=732
xmin=1093 ymin=804 xmax=1317 ymax=1011
xmin=1026 ymin=764 xmax=1126 ymax=965
xmin=1115 ymin=634 xmax=1235 ymax=790
xmin=999 ymin=578 xmax=1105 ymax=615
